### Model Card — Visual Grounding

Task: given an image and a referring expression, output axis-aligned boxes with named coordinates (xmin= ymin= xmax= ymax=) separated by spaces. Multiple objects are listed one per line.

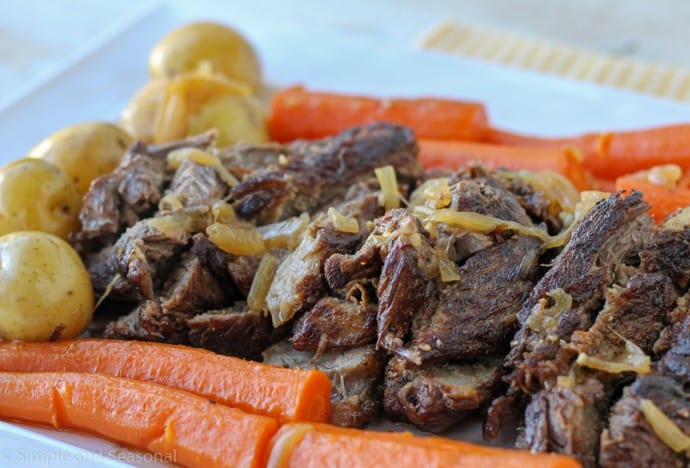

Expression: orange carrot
xmin=268 ymin=86 xmax=488 ymax=142
xmin=483 ymin=125 xmax=690 ymax=180
xmin=267 ymin=423 xmax=581 ymax=468
xmin=0 ymin=372 xmax=278 ymax=468
xmin=0 ymin=339 xmax=331 ymax=424
xmin=615 ymin=175 xmax=690 ymax=222
xmin=418 ymin=139 xmax=590 ymax=191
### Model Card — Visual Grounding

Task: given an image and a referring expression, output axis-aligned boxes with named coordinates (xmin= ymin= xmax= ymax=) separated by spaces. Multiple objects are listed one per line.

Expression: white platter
xmin=0 ymin=1 xmax=689 ymax=466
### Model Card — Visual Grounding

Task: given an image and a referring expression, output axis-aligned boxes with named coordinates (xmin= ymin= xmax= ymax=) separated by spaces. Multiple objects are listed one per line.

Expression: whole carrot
xmin=418 ymin=138 xmax=590 ymax=191
xmin=0 ymin=339 xmax=331 ymax=424
xmin=268 ymin=86 xmax=488 ymax=142
xmin=483 ymin=124 xmax=690 ymax=180
xmin=0 ymin=372 xmax=278 ymax=468
xmin=267 ymin=423 xmax=581 ymax=468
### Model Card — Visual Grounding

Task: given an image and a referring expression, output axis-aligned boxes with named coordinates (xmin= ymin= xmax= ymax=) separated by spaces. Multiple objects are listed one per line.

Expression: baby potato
xmin=29 ymin=122 xmax=133 ymax=195
xmin=0 ymin=231 xmax=94 ymax=341
xmin=0 ymin=159 xmax=81 ymax=239
xmin=149 ymin=21 xmax=262 ymax=93
xmin=121 ymin=72 xmax=268 ymax=147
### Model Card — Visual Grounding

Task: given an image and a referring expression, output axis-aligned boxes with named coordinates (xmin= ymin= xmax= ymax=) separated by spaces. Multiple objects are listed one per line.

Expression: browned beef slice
xmin=230 ymin=123 xmax=420 ymax=224
xmin=290 ymin=295 xmax=377 ymax=353
xmin=103 ymin=300 xmax=182 ymax=342
xmin=520 ymin=379 xmax=607 ymax=468
xmin=384 ymin=355 xmax=502 ymax=433
xmin=106 ymin=218 xmax=196 ymax=300
xmin=498 ymin=173 xmax=566 ymax=234
xmin=266 ymin=193 xmax=382 ymax=327
xmin=642 ymin=225 xmax=690 ymax=290
xmin=189 ymin=233 xmax=237 ymax=299
xmin=103 ymin=255 xmax=224 ymax=343
xmin=448 ymin=173 xmax=534 ymax=226
xmin=160 ymin=256 xmax=225 ymax=315
xmin=325 ymin=209 xmax=439 ymax=351
xmin=570 ymin=272 xmax=677 ymax=360
xmin=160 ymin=160 xmax=228 ymax=210
xmin=599 ymin=374 xmax=689 ymax=468
xmin=218 ymin=142 xmax=289 ymax=178
xmin=73 ymin=133 xmax=215 ymax=252
xmin=227 ymin=254 xmax=263 ymax=297
xmin=263 ymin=342 xmax=385 ymax=427
xmin=401 ymin=235 xmax=542 ymax=364
xmin=505 ymin=192 xmax=653 ymax=394
xmin=659 ymin=314 xmax=690 ymax=382
xmin=187 ymin=304 xmax=273 ymax=360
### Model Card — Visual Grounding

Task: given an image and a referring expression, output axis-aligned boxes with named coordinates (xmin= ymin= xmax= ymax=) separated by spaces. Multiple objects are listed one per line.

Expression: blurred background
xmin=2 ymin=0 xmax=688 ymax=106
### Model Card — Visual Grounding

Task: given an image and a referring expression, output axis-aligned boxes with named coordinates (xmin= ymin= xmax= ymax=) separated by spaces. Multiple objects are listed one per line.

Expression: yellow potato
xmin=121 ymin=73 xmax=268 ymax=147
xmin=29 ymin=122 xmax=133 ymax=195
xmin=0 ymin=231 xmax=94 ymax=341
xmin=0 ymin=158 xmax=81 ymax=239
xmin=149 ymin=21 xmax=262 ymax=93
xmin=119 ymin=79 xmax=167 ymax=143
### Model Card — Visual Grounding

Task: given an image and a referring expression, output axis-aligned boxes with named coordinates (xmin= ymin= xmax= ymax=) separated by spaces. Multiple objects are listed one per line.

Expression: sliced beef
xmin=218 ymin=142 xmax=289 ymax=178
xmin=290 ymin=294 xmax=377 ymax=353
xmin=98 ymin=209 xmax=211 ymax=301
xmin=570 ymin=272 xmax=677 ymax=362
xmin=263 ymin=342 xmax=385 ymax=427
xmin=520 ymin=379 xmax=607 ymax=468
xmin=73 ymin=133 xmax=214 ymax=252
xmin=159 ymin=159 xmax=228 ymax=211
xmin=505 ymin=192 xmax=653 ymax=395
xmin=642 ymin=212 xmax=690 ymax=290
xmin=448 ymin=172 xmax=534 ymax=226
xmin=326 ymin=209 xmax=439 ymax=351
xmin=104 ymin=300 xmax=176 ymax=342
xmin=400 ymin=235 xmax=542 ymax=364
xmin=599 ymin=374 xmax=689 ymax=468
xmin=660 ymin=315 xmax=690 ymax=380
xmin=230 ymin=123 xmax=420 ymax=224
xmin=384 ymin=356 xmax=502 ymax=433
xmin=189 ymin=233 xmax=237 ymax=299
xmin=266 ymin=193 xmax=382 ymax=327
xmin=103 ymin=254 xmax=224 ymax=343
xmin=187 ymin=304 xmax=274 ymax=360
xmin=227 ymin=254 xmax=263 ymax=297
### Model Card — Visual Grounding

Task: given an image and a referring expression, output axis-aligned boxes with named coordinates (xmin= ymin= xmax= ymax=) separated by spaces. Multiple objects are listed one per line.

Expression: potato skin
xmin=0 ymin=159 xmax=81 ymax=239
xmin=0 ymin=231 xmax=94 ymax=341
xmin=29 ymin=122 xmax=132 ymax=195
xmin=149 ymin=21 xmax=262 ymax=93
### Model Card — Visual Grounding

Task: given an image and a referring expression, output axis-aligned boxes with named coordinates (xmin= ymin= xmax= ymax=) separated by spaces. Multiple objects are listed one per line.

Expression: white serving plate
xmin=0 ymin=2 xmax=689 ymax=466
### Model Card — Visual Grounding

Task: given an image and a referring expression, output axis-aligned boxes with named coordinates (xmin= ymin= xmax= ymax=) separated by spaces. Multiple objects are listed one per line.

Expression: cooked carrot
xmin=418 ymin=139 xmax=590 ymax=191
xmin=267 ymin=423 xmax=581 ymax=468
xmin=483 ymin=125 xmax=690 ymax=180
xmin=0 ymin=339 xmax=331 ymax=424
xmin=268 ymin=86 xmax=488 ymax=142
xmin=0 ymin=372 xmax=277 ymax=468
xmin=615 ymin=176 xmax=690 ymax=222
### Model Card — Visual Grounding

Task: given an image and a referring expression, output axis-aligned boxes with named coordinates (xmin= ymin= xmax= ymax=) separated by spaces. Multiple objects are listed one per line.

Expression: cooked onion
xmin=259 ymin=213 xmax=309 ymax=250
xmin=409 ymin=178 xmax=452 ymax=210
xmin=206 ymin=221 xmax=265 ymax=255
xmin=526 ymin=288 xmax=572 ymax=332
xmin=247 ymin=253 xmax=280 ymax=312
xmin=211 ymin=200 xmax=236 ymax=224
xmin=167 ymin=147 xmax=239 ymax=186
xmin=426 ymin=209 xmax=553 ymax=244
xmin=576 ymin=337 xmax=651 ymax=375
xmin=640 ymin=398 xmax=690 ymax=453
xmin=375 ymin=165 xmax=400 ymax=211
xmin=146 ymin=207 xmax=211 ymax=237
xmin=438 ymin=256 xmax=460 ymax=282
xmin=501 ymin=170 xmax=580 ymax=215
xmin=328 ymin=207 xmax=359 ymax=234
xmin=543 ymin=190 xmax=610 ymax=248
